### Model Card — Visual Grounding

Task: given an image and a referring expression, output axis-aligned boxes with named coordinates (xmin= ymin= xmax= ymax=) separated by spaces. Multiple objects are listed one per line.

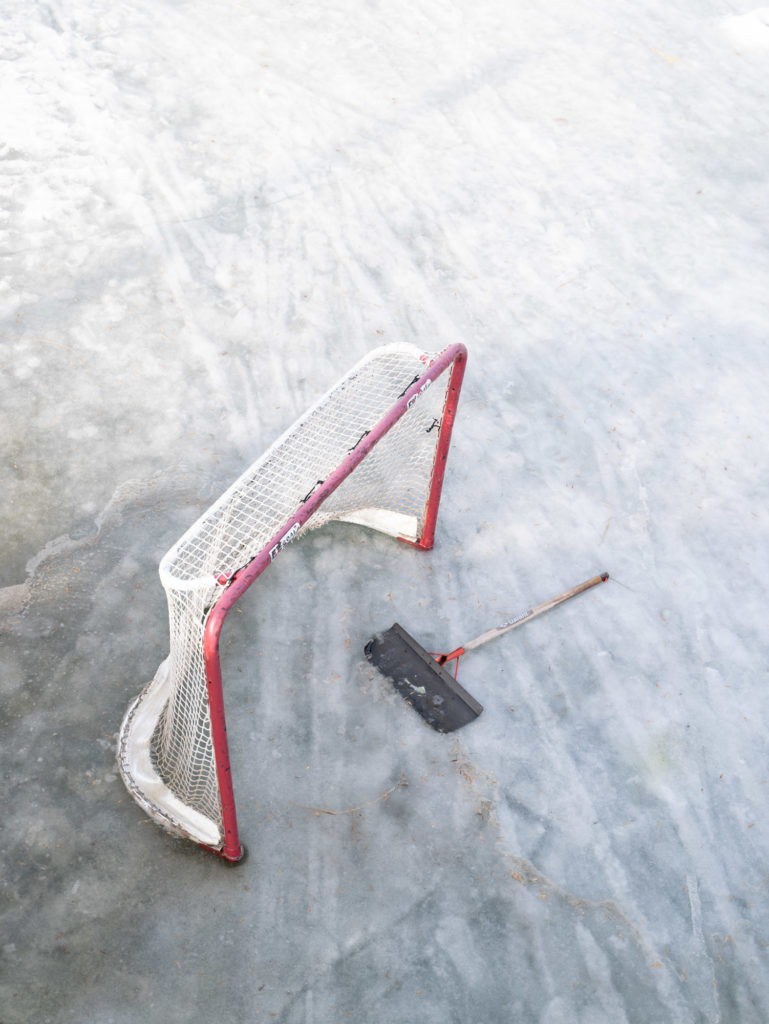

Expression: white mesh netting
xmin=118 ymin=343 xmax=458 ymax=846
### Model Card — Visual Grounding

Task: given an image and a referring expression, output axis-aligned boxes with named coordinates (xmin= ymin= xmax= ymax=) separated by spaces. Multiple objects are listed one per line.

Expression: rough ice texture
xmin=2 ymin=0 xmax=769 ymax=1021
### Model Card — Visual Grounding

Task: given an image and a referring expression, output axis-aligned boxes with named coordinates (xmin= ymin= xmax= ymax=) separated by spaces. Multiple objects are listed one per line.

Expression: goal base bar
xmin=199 ymin=841 xmax=248 ymax=864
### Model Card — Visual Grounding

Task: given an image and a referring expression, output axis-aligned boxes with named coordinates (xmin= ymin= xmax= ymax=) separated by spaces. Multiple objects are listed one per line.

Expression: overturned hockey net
xmin=118 ymin=342 xmax=467 ymax=860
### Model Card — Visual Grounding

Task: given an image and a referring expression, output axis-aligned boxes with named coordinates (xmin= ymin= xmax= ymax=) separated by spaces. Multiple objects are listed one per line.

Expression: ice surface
xmin=2 ymin=0 xmax=769 ymax=1021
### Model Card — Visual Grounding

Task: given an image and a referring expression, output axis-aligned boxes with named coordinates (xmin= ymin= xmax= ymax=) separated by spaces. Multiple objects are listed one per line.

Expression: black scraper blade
xmin=364 ymin=623 xmax=483 ymax=733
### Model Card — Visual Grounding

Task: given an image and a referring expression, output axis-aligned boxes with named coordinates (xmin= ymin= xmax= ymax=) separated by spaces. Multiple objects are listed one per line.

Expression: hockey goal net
xmin=118 ymin=342 xmax=467 ymax=860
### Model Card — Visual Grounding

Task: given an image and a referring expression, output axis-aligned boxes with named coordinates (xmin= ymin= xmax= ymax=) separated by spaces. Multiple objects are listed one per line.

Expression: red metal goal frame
xmin=200 ymin=343 xmax=467 ymax=862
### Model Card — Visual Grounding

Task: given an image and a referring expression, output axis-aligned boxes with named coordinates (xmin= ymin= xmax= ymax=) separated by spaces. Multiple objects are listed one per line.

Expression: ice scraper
xmin=364 ymin=572 xmax=609 ymax=733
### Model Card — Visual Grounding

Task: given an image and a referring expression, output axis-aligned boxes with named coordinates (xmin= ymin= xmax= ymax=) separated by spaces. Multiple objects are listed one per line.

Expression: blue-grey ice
xmin=2 ymin=0 xmax=768 ymax=1021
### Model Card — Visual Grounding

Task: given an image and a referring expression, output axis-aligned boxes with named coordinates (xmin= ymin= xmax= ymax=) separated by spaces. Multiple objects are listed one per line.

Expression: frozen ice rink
xmin=3 ymin=1 xmax=769 ymax=1021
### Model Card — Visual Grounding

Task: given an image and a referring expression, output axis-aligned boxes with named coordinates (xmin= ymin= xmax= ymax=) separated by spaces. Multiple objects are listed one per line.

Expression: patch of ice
xmin=720 ymin=8 xmax=769 ymax=51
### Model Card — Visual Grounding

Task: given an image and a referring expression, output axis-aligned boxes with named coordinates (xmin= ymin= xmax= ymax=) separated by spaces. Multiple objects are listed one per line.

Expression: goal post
xmin=118 ymin=342 xmax=468 ymax=862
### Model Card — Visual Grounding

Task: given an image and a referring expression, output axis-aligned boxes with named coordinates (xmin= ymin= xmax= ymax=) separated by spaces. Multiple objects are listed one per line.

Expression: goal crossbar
xmin=118 ymin=342 xmax=467 ymax=861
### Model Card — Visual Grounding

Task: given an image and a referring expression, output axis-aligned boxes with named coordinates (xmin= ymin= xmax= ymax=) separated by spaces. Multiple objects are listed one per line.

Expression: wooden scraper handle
xmin=438 ymin=572 xmax=609 ymax=665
